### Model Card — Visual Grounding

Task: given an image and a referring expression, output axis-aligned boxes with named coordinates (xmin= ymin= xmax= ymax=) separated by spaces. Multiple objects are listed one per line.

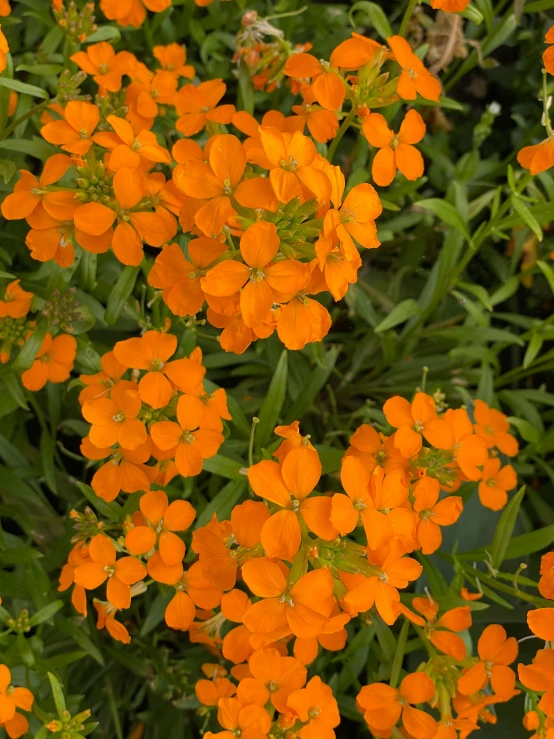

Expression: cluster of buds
xmin=52 ymin=0 xmax=97 ymax=45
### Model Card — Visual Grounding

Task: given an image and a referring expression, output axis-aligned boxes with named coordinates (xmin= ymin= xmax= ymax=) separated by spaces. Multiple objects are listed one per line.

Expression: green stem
xmin=248 ymin=417 xmax=259 ymax=468
xmin=542 ymin=68 xmax=552 ymax=138
xmin=0 ymin=100 xmax=49 ymax=141
xmin=398 ymin=0 xmax=418 ymax=38
xmin=327 ymin=106 xmax=356 ymax=163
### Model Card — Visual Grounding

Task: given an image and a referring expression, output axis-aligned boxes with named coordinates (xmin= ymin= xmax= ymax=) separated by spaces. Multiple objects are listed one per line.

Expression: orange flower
xmin=248 ymin=445 xmax=322 ymax=559
xmin=195 ymin=677 xmax=236 ymax=706
xmin=208 ymin=697 xmax=271 ymax=739
xmin=1 ymin=153 xmax=73 ymax=221
xmin=388 ymin=35 xmax=441 ymax=102
xmin=0 ymin=665 xmax=34 ymax=738
xmin=201 ymin=221 xmax=309 ymax=328
xmin=0 ymin=2 xmax=10 ymax=17
xmin=100 ymin=0 xmax=172 ymax=29
xmin=41 ymin=101 xmax=100 ymax=155
xmin=84 ymin=437 xmax=152 ymax=502
xmin=259 ymin=126 xmax=332 ymax=203
xmin=284 ymin=53 xmax=345 ymax=111
xmin=518 ymin=136 xmax=554 ymax=176
xmin=473 ymin=399 xmax=519 ymax=456
xmin=93 ymin=115 xmax=171 ymax=170
xmin=113 ymin=330 xmax=205 ymax=409
xmin=528 ymin=608 xmax=554 ymax=641
xmin=544 ymin=28 xmax=554 ymax=76
xmin=346 ymin=424 xmax=409 ymax=473
xmin=150 ymin=394 xmax=224 ymax=477
xmin=58 ymin=541 xmax=90 ymax=616
xmin=478 ymin=457 xmax=517 ymax=511
xmin=539 ymin=552 xmax=554 ymax=600
xmin=431 ymin=0 xmax=470 ymax=10
xmin=443 ymin=408 xmax=488 ymax=481
xmin=21 ymin=333 xmax=76 ymax=391
xmin=357 ymin=672 xmax=437 ymax=739
xmin=330 ymin=33 xmax=384 ymax=69
xmin=94 ymin=600 xmax=131 ymax=644
xmin=70 ymin=42 xmax=135 ymax=91
xmin=413 ymin=476 xmax=463 ymax=554
xmin=82 ymin=380 xmax=147 ymax=451
xmin=242 ymin=559 xmax=335 ymax=638
xmin=363 ymin=109 xmax=426 ymax=186
xmin=344 ymin=542 xmax=422 ymax=625
xmin=149 ymin=240 xmax=228 ymax=316
xmin=0 ymin=280 xmax=33 ymax=318
xmin=245 ymin=648 xmax=307 ymax=713
xmin=173 ymin=134 xmax=276 ymax=237
xmin=175 ymin=79 xmax=235 ymax=136
xmin=74 ymin=534 xmax=146 ymax=609
xmin=126 ymin=490 xmax=195 ymax=565
xmin=458 ymin=624 xmax=518 ymax=698
xmin=287 ymin=676 xmax=340 ymax=739
xmin=0 ymin=26 xmax=8 ymax=74
xmin=79 ymin=351 xmax=127 ymax=404
xmin=519 ymin=649 xmax=554 ymax=719
xmin=383 ymin=392 xmax=454 ymax=457
xmin=331 ymin=457 xmax=414 ymax=550
xmin=400 ymin=598 xmax=471 ymax=660
xmin=153 ymin=43 xmax=195 ymax=78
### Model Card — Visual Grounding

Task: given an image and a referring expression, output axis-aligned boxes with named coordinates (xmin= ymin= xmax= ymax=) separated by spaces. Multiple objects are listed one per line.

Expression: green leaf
xmin=349 ymin=1 xmax=392 ymax=39
xmin=0 ymin=77 xmax=49 ymax=98
xmin=2 ymin=372 xmax=29 ymax=410
xmin=140 ymin=590 xmax=173 ymax=637
xmin=507 ymin=416 xmax=539 ymax=444
xmin=389 ymin=619 xmax=409 ymax=688
xmin=285 ymin=345 xmax=338 ymax=422
xmin=414 ymin=198 xmax=472 ymax=243
xmin=490 ymin=486 xmax=525 ymax=569
xmin=255 ymin=350 xmax=287 ymax=452
xmin=105 ymin=266 xmax=139 ymax=325
xmin=0 ymin=545 xmax=43 ymax=564
xmin=29 ymin=600 xmax=63 ymax=626
xmin=195 ymin=479 xmax=247 ymax=529
xmin=0 ymin=158 xmax=16 ymax=184
xmin=48 ymin=672 xmax=67 ymax=717
xmin=536 ymin=260 xmax=554 ymax=293
xmin=510 ymin=196 xmax=543 ymax=241
xmin=375 ymin=299 xmax=420 ymax=333
xmin=459 ymin=525 xmax=554 ymax=561
xmin=0 ymin=138 xmax=54 ymax=160
xmin=12 ymin=327 xmax=47 ymax=371
xmin=202 ymin=454 xmax=245 ymax=480
xmin=40 ymin=431 xmax=58 ymax=494
xmin=17 ymin=632 xmax=35 ymax=667
xmin=15 ymin=64 xmax=63 ymax=76
xmin=56 ymin=618 xmax=104 ymax=665
xmin=86 ymin=25 xmax=121 ymax=43
xmin=237 ymin=59 xmax=254 ymax=114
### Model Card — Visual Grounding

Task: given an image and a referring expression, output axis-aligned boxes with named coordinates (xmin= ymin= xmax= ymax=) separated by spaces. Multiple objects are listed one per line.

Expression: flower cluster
xmin=54 ymin=384 xmax=533 ymax=739
xmin=1 ymin=25 xmax=449 ymax=351
xmin=79 ymin=329 xmax=229 ymax=502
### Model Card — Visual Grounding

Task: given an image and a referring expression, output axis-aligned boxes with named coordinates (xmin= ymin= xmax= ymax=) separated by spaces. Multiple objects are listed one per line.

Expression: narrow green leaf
xmin=48 ymin=672 xmax=67 ymax=717
xmin=86 ymin=25 xmax=121 ymax=43
xmin=285 ymin=346 xmax=338 ymax=422
xmin=490 ymin=486 xmax=525 ymax=569
xmin=255 ymin=350 xmax=287 ymax=452
xmin=202 ymin=454 xmax=245 ymax=480
xmin=2 ymin=372 xmax=28 ymax=410
xmin=15 ymin=64 xmax=63 ymax=76
xmin=0 ymin=77 xmax=49 ymax=98
xmin=349 ymin=1 xmax=392 ymax=38
xmin=511 ymin=196 xmax=543 ymax=241
xmin=389 ymin=619 xmax=409 ymax=688
xmin=29 ymin=600 xmax=63 ymax=626
xmin=12 ymin=327 xmax=47 ymax=371
xmin=375 ymin=299 xmax=420 ymax=333
xmin=536 ymin=260 xmax=554 ymax=293
xmin=76 ymin=482 xmax=122 ymax=522
xmin=40 ymin=431 xmax=58 ymax=494
xmin=414 ymin=198 xmax=472 ymax=243
xmin=17 ymin=633 xmax=35 ymax=667
xmin=105 ymin=266 xmax=139 ymax=325
xmin=0 ymin=545 xmax=43 ymax=564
